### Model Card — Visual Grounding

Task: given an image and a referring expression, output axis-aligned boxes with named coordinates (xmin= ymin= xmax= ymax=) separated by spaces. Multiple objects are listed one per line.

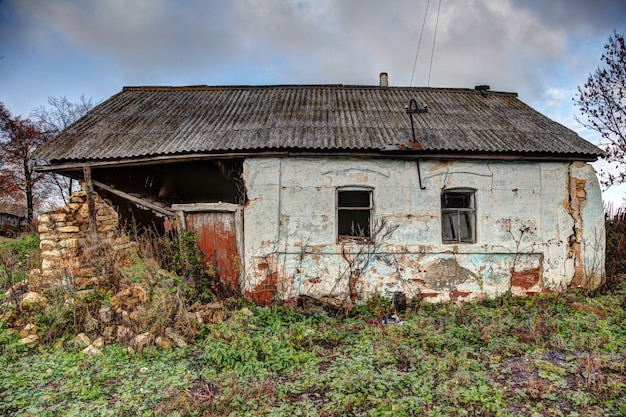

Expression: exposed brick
xmin=418 ymin=292 xmax=439 ymax=298
xmin=246 ymin=271 xmax=278 ymax=306
xmin=450 ymin=291 xmax=470 ymax=300
xmin=511 ymin=267 xmax=541 ymax=289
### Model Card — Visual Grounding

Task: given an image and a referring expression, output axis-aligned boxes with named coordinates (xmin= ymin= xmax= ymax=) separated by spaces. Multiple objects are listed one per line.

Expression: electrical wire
xmin=427 ymin=0 xmax=442 ymax=87
xmin=409 ymin=0 xmax=431 ymax=87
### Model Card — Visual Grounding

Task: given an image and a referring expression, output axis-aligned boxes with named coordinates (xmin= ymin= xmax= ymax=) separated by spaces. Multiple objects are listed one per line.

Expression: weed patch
xmin=1 ymin=284 xmax=626 ymax=416
xmin=0 ymin=234 xmax=39 ymax=293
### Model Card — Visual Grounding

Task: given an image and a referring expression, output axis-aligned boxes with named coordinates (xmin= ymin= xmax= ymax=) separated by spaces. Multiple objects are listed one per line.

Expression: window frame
xmin=441 ymin=188 xmax=477 ymax=244
xmin=336 ymin=187 xmax=374 ymax=243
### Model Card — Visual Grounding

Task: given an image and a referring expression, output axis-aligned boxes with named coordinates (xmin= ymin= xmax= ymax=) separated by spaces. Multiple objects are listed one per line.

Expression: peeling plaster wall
xmin=568 ymin=162 xmax=606 ymax=289
xmin=242 ymin=157 xmax=605 ymax=304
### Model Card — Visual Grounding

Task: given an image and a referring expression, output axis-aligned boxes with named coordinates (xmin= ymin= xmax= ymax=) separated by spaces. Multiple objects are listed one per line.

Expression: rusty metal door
xmin=184 ymin=211 xmax=239 ymax=292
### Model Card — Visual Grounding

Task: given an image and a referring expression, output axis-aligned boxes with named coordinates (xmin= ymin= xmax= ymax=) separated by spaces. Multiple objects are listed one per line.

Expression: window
xmin=441 ymin=189 xmax=476 ymax=243
xmin=337 ymin=189 xmax=372 ymax=242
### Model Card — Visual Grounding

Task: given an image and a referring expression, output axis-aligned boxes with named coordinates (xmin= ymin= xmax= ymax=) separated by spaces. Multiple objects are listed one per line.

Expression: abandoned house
xmin=34 ymin=77 xmax=605 ymax=305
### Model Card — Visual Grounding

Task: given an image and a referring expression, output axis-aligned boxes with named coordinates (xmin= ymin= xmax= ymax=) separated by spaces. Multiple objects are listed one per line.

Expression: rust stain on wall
xmin=427 ymin=160 xmax=452 ymax=174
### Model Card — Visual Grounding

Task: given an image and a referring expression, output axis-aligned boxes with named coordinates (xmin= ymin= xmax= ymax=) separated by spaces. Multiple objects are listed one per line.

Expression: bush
xmin=603 ymin=206 xmax=626 ymax=290
xmin=124 ymin=222 xmax=225 ymax=303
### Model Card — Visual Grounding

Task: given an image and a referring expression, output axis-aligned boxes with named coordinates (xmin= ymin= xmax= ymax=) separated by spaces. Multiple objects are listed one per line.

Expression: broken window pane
xmin=338 ymin=190 xmax=371 ymax=208
xmin=442 ymin=191 xmax=472 ymax=209
xmin=441 ymin=190 xmax=476 ymax=243
xmin=338 ymin=210 xmax=371 ymax=237
xmin=337 ymin=190 xmax=372 ymax=241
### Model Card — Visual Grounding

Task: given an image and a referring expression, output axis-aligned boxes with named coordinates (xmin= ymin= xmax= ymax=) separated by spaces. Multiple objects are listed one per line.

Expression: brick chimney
xmin=379 ymin=72 xmax=388 ymax=87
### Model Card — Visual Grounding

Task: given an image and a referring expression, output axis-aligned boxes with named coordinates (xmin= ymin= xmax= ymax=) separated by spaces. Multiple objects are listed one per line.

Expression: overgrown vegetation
xmin=0 ymin=285 xmax=625 ymax=416
xmin=0 ymin=234 xmax=40 ymax=293
xmin=0 ymin=227 xmax=220 ymax=348
xmin=605 ymin=206 xmax=626 ymax=286
xmin=0 ymin=223 xmax=625 ymax=416
xmin=125 ymin=223 xmax=221 ymax=302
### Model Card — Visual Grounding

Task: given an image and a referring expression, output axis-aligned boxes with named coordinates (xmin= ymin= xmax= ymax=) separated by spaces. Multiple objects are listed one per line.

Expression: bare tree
xmin=31 ymin=95 xmax=95 ymax=203
xmin=574 ymin=30 xmax=626 ymax=187
xmin=31 ymin=95 xmax=94 ymax=133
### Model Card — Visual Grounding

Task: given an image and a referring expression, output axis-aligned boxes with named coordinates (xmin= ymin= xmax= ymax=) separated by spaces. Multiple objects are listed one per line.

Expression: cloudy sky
xmin=1 ymin=0 xmax=625 ymax=200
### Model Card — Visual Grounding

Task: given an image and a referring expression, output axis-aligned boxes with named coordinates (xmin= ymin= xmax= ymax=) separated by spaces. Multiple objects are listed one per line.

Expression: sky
xmin=1 ymin=0 xmax=625 ymax=202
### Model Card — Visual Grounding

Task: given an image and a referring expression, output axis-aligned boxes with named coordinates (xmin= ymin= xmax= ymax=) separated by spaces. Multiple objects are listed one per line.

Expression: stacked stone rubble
xmin=5 ymin=187 xmax=233 ymax=351
xmin=37 ymin=188 xmax=126 ymax=289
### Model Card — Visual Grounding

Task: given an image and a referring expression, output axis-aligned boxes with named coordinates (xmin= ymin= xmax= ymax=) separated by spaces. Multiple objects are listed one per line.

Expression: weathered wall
xmin=242 ymin=157 xmax=605 ymax=305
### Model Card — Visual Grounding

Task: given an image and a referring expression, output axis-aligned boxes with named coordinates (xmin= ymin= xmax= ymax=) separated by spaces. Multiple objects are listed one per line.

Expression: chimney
xmin=379 ymin=72 xmax=388 ymax=87
xmin=475 ymin=85 xmax=490 ymax=96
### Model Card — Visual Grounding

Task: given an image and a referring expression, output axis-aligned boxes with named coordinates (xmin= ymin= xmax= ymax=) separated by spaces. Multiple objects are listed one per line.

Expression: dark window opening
xmin=337 ymin=190 xmax=372 ymax=242
xmin=441 ymin=190 xmax=476 ymax=244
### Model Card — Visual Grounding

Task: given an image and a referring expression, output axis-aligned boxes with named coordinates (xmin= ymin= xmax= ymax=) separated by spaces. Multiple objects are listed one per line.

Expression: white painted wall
xmin=242 ymin=157 xmax=605 ymax=304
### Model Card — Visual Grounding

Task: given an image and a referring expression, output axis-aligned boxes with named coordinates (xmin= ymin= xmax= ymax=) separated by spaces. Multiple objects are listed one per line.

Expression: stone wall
xmin=36 ymin=188 xmax=129 ymax=289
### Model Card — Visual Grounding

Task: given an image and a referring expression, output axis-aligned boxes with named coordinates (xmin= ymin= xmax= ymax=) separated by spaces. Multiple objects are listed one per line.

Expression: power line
xmin=427 ymin=0 xmax=443 ymax=87
xmin=410 ymin=0 xmax=431 ymax=87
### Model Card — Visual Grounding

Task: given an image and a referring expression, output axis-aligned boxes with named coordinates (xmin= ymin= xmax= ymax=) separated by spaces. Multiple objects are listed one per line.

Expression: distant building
xmin=0 ymin=212 xmax=27 ymax=235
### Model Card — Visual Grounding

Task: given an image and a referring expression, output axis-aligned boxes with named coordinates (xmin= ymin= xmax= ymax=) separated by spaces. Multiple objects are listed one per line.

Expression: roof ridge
xmin=121 ymin=84 xmax=518 ymax=96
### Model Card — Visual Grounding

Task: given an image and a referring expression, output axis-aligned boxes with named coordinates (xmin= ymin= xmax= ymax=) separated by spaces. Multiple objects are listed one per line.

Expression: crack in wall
xmin=566 ymin=162 xmax=587 ymax=288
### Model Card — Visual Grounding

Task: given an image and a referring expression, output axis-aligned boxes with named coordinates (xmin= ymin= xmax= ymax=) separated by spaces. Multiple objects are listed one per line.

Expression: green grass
xmin=0 ymin=234 xmax=40 ymax=292
xmin=1 ymin=285 xmax=625 ymax=417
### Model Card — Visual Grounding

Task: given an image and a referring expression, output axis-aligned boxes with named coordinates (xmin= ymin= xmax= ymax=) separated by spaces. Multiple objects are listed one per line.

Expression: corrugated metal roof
xmin=35 ymin=84 xmax=603 ymax=163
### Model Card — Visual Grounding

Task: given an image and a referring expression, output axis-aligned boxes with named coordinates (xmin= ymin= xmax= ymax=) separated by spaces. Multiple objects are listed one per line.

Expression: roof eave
xmin=35 ymin=149 xmax=602 ymax=173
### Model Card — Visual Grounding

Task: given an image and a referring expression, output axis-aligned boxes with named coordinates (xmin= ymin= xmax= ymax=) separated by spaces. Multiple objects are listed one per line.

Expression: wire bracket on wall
xmin=405 ymin=98 xmax=428 ymax=143
xmin=405 ymin=98 xmax=428 ymax=190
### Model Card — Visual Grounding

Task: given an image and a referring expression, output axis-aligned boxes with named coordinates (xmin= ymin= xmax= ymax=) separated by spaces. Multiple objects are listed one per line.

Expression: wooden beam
xmin=91 ymin=179 xmax=176 ymax=218
xmin=82 ymin=166 xmax=98 ymax=237
xmin=171 ymin=202 xmax=240 ymax=213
